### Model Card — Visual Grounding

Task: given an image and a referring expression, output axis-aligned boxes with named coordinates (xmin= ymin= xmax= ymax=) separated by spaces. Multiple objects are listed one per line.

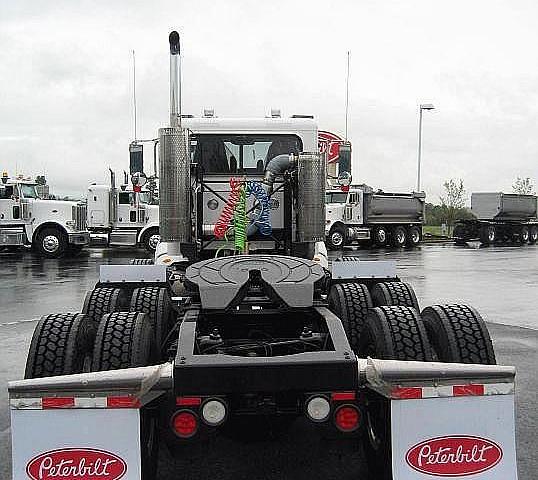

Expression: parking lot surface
xmin=0 ymin=243 xmax=536 ymax=479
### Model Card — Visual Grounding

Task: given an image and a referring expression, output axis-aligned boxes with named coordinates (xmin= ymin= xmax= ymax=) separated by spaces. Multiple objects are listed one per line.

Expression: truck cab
xmin=87 ymin=179 xmax=160 ymax=252
xmin=0 ymin=174 xmax=89 ymax=257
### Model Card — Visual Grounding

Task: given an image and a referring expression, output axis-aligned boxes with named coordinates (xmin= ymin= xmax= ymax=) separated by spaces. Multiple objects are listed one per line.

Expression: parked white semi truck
xmin=0 ymin=173 xmax=89 ymax=257
xmin=87 ymin=171 xmax=160 ymax=252
xmin=325 ymin=184 xmax=425 ymax=249
xmin=10 ymin=32 xmax=518 ymax=480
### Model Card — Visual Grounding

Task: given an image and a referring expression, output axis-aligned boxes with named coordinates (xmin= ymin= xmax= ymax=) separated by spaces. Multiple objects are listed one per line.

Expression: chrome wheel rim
xmin=148 ymin=234 xmax=161 ymax=250
xmin=377 ymin=229 xmax=386 ymax=244
xmin=331 ymin=231 xmax=344 ymax=246
xmin=43 ymin=235 xmax=59 ymax=253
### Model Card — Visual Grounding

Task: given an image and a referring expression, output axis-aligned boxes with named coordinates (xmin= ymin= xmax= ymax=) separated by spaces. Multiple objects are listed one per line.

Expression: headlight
xmin=65 ymin=221 xmax=75 ymax=229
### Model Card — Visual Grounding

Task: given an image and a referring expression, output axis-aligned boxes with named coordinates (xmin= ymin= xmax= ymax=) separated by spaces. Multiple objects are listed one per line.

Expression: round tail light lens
xmin=172 ymin=410 xmax=198 ymax=438
xmin=202 ymin=399 xmax=227 ymax=426
xmin=334 ymin=405 xmax=360 ymax=432
xmin=306 ymin=396 xmax=331 ymax=422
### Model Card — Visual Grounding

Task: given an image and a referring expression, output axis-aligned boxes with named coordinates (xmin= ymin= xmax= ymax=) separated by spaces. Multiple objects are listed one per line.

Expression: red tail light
xmin=334 ymin=405 xmax=360 ymax=432
xmin=172 ymin=410 xmax=198 ymax=438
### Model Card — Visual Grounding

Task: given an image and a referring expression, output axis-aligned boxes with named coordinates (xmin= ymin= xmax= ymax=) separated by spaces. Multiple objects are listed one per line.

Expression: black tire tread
xmin=25 ymin=313 xmax=93 ymax=378
xmin=371 ymin=281 xmax=419 ymax=310
xmin=359 ymin=306 xmax=433 ymax=361
xmin=130 ymin=286 xmax=171 ymax=352
xmin=82 ymin=287 xmax=126 ymax=322
xmin=421 ymin=304 xmax=496 ymax=364
xmin=328 ymin=283 xmax=372 ymax=353
xmin=91 ymin=311 xmax=153 ymax=371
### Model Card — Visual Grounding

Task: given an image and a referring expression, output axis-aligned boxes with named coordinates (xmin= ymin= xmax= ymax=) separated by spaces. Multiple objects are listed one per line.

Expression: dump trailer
xmin=10 ymin=32 xmax=518 ymax=480
xmin=326 ymin=184 xmax=425 ymax=249
xmin=454 ymin=192 xmax=538 ymax=245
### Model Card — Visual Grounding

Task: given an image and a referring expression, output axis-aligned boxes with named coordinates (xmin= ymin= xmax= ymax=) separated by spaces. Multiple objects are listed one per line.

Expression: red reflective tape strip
xmin=453 ymin=384 xmax=485 ymax=396
xmin=176 ymin=396 xmax=202 ymax=406
xmin=391 ymin=387 xmax=423 ymax=399
xmin=331 ymin=391 xmax=356 ymax=401
xmin=107 ymin=396 xmax=141 ymax=408
xmin=42 ymin=397 xmax=75 ymax=409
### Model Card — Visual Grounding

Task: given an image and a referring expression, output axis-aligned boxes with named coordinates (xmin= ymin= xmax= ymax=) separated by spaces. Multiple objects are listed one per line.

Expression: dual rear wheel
xmin=328 ymin=280 xmax=496 ymax=480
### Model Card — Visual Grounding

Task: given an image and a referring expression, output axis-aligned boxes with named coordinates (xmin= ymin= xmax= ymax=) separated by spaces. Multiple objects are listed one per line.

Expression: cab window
xmin=0 ymin=186 xmax=15 ymax=199
xmin=118 ymin=192 xmax=131 ymax=205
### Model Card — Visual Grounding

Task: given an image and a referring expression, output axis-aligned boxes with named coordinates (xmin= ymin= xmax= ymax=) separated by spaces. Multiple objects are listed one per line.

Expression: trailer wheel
xmin=391 ymin=225 xmax=407 ymax=247
xmin=421 ymin=304 xmax=496 ymax=364
xmin=520 ymin=225 xmax=530 ymax=244
xmin=130 ymin=258 xmax=154 ymax=265
xmin=25 ymin=313 xmax=94 ymax=378
xmin=406 ymin=226 xmax=421 ymax=247
xmin=327 ymin=226 xmax=346 ymax=250
xmin=530 ymin=226 xmax=538 ymax=244
xmin=35 ymin=227 xmax=68 ymax=258
xmin=359 ymin=306 xmax=433 ymax=480
xmin=371 ymin=281 xmax=419 ymax=311
xmin=82 ymin=287 xmax=127 ymax=323
xmin=328 ymin=282 xmax=372 ymax=353
xmin=130 ymin=287 xmax=172 ymax=357
xmin=142 ymin=228 xmax=160 ymax=252
xmin=91 ymin=312 xmax=157 ymax=479
xmin=373 ymin=226 xmax=389 ymax=247
xmin=479 ymin=224 xmax=496 ymax=245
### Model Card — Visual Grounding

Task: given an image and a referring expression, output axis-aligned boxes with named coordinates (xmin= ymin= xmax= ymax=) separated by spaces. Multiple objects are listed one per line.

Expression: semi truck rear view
xmin=454 ymin=192 xmax=538 ymax=245
xmin=9 ymin=31 xmax=518 ymax=480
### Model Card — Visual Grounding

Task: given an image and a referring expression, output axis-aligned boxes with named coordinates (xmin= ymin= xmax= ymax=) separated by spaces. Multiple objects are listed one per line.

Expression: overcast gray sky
xmin=1 ymin=0 xmax=537 ymax=202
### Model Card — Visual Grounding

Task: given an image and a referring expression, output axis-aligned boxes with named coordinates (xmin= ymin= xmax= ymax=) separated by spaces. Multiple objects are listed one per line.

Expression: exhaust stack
xmin=158 ymin=31 xmax=191 ymax=249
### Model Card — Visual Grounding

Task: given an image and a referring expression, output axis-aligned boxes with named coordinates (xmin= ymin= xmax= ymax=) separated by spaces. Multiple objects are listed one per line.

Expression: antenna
xmin=132 ymin=50 xmax=137 ymax=142
xmin=345 ymin=51 xmax=350 ymax=141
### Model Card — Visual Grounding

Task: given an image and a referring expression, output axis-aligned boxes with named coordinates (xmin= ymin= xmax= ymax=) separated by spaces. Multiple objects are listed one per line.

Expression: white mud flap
xmin=363 ymin=359 xmax=518 ymax=480
xmin=11 ymin=408 xmax=141 ymax=480
xmin=9 ymin=364 xmax=171 ymax=480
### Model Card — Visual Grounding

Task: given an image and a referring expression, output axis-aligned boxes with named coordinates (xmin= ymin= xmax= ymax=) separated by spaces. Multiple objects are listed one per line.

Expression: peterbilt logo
xmin=318 ymin=131 xmax=343 ymax=164
xmin=26 ymin=448 xmax=127 ymax=480
xmin=406 ymin=435 xmax=502 ymax=476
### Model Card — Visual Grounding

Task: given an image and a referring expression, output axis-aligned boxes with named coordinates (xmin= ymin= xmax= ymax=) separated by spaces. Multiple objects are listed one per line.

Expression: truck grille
xmin=72 ymin=203 xmax=87 ymax=231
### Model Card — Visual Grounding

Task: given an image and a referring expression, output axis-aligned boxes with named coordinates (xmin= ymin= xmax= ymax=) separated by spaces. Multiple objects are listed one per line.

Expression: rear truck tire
xmin=82 ymin=287 xmax=127 ymax=323
xmin=358 ymin=306 xmax=434 ymax=480
xmin=371 ymin=281 xmax=419 ymax=311
xmin=327 ymin=282 xmax=372 ymax=353
xmin=479 ymin=224 xmax=496 ymax=245
xmin=130 ymin=286 xmax=172 ymax=358
xmin=142 ymin=228 xmax=160 ymax=253
xmin=529 ymin=225 xmax=538 ymax=244
xmin=327 ymin=225 xmax=346 ymax=250
xmin=520 ymin=225 xmax=530 ymax=244
xmin=130 ymin=258 xmax=155 ymax=265
xmin=421 ymin=304 xmax=496 ymax=364
xmin=406 ymin=225 xmax=421 ymax=247
xmin=391 ymin=225 xmax=406 ymax=248
xmin=373 ymin=226 xmax=389 ymax=247
xmin=25 ymin=313 xmax=95 ymax=378
xmin=91 ymin=311 xmax=158 ymax=479
xmin=35 ymin=227 xmax=68 ymax=258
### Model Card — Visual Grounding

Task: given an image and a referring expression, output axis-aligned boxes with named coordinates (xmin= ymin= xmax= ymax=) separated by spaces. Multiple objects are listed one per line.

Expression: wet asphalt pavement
xmin=0 ymin=243 xmax=537 ymax=479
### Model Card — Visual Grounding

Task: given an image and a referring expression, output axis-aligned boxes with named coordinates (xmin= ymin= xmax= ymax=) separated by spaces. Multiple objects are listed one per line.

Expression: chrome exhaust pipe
xmin=158 ymin=31 xmax=191 ymax=248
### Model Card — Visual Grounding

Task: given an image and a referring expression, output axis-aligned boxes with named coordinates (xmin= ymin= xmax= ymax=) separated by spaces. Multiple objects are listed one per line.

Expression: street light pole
xmin=416 ymin=103 xmax=434 ymax=192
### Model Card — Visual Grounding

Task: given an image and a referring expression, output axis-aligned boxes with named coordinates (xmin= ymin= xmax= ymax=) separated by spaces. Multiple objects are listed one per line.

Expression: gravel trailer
xmin=454 ymin=192 xmax=538 ymax=245
xmin=9 ymin=32 xmax=518 ymax=480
